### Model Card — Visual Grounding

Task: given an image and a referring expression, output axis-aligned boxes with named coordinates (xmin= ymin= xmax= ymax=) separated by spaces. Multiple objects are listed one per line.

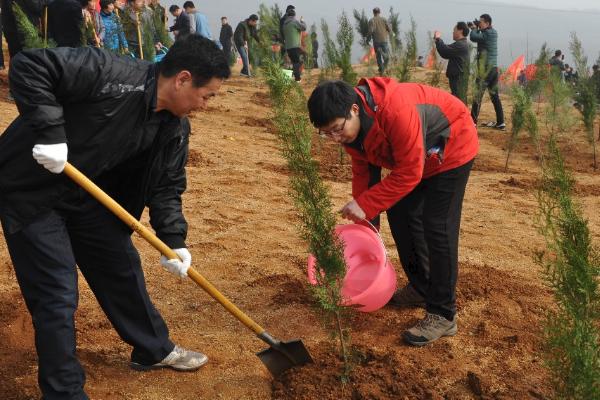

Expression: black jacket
xmin=0 ymin=47 xmax=189 ymax=248
xmin=219 ymin=23 xmax=233 ymax=48
xmin=435 ymin=37 xmax=470 ymax=78
xmin=233 ymin=19 xmax=259 ymax=48
xmin=47 ymin=0 xmax=84 ymax=48
xmin=169 ymin=11 xmax=192 ymax=37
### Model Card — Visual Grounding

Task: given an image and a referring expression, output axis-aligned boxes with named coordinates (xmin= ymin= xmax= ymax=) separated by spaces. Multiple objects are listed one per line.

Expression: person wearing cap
xmin=368 ymin=7 xmax=391 ymax=76
xmin=282 ymin=8 xmax=306 ymax=82
xmin=234 ymin=14 xmax=260 ymax=77
xmin=307 ymin=78 xmax=478 ymax=346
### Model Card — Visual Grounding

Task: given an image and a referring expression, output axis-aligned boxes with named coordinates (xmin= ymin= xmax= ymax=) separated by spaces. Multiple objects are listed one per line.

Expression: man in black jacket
xmin=434 ymin=22 xmax=470 ymax=104
xmin=233 ymin=13 xmax=259 ymax=77
xmin=0 ymin=35 xmax=230 ymax=400
xmin=219 ymin=16 xmax=233 ymax=65
xmin=168 ymin=4 xmax=192 ymax=39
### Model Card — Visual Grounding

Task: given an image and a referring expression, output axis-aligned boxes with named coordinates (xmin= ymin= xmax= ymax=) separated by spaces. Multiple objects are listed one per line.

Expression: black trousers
xmin=386 ymin=160 xmax=473 ymax=321
xmin=448 ymin=74 xmax=468 ymax=105
xmin=0 ymin=20 xmax=5 ymax=68
xmin=471 ymin=67 xmax=504 ymax=124
xmin=2 ymin=193 xmax=174 ymax=400
xmin=287 ymin=47 xmax=303 ymax=81
xmin=222 ymin=44 xmax=232 ymax=66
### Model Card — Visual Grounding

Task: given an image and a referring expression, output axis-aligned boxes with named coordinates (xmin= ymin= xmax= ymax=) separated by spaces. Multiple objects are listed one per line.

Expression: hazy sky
xmin=483 ymin=0 xmax=599 ymax=11
xmin=164 ymin=0 xmax=600 ymax=68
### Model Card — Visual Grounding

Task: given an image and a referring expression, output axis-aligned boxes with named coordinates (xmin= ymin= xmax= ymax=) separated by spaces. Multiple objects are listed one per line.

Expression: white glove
xmin=160 ymin=248 xmax=191 ymax=278
xmin=32 ymin=143 xmax=68 ymax=174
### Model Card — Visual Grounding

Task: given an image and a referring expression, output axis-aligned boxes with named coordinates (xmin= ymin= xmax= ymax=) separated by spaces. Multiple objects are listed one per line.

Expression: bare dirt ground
xmin=1 ymin=59 xmax=599 ymax=399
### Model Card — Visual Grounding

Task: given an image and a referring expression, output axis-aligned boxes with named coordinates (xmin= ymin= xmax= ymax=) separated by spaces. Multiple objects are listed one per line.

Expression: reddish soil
xmin=1 ymin=62 xmax=599 ymax=399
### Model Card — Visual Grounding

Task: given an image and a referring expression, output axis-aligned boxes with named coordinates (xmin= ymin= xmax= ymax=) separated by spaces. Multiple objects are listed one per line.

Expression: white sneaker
xmin=131 ymin=345 xmax=208 ymax=371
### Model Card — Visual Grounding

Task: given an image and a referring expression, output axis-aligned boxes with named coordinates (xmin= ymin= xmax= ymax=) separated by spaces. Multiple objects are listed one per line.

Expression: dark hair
xmin=248 ymin=14 xmax=259 ymax=21
xmin=183 ymin=1 xmax=194 ymax=8
xmin=456 ymin=22 xmax=469 ymax=37
xmin=480 ymin=14 xmax=492 ymax=24
xmin=593 ymin=64 xmax=599 ymax=71
xmin=373 ymin=7 xmax=380 ymax=14
xmin=286 ymin=4 xmax=295 ymax=11
xmin=168 ymin=4 xmax=179 ymax=12
xmin=78 ymin=0 xmax=89 ymax=6
xmin=307 ymin=80 xmax=358 ymax=127
xmin=160 ymin=35 xmax=231 ymax=87
xmin=100 ymin=0 xmax=114 ymax=9
xmin=555 ymin=49 xmax=562 ymax=56
xmin=221 ymin=16 xmax=227 ymax=20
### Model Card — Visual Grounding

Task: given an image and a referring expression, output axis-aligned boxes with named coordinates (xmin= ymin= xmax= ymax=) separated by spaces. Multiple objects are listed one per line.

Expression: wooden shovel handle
xmin=63 ymin=162 xmax=265 ymax=335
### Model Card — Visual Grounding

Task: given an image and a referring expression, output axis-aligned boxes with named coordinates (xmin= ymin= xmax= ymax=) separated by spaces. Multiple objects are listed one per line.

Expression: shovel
xmin=63 ymin=162 xmax=312 ymax=377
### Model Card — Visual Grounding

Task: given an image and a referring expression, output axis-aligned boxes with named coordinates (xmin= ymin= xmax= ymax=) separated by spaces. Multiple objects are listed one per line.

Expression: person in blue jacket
xmin=100 ymin=0 xmax=129 ymax=54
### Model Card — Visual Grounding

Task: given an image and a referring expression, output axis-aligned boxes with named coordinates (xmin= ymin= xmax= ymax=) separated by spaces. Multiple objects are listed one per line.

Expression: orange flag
xmin=501 ymin=55 xmax=525 ymax=83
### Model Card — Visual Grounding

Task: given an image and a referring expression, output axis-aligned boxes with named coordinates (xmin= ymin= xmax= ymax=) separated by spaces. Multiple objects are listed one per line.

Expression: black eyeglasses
xmin=318 ymin=117 xmax=349 ymax=137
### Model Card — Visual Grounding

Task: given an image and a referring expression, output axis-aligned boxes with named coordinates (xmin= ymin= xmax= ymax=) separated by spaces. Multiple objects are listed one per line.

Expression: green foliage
xmin=261 ymin=59 xmax=352 ymax=374
xmin=151 ymin=6 xmax=173 ymax=47
xmin=544 ymin=67 xmax=575 ymax=136
xmin=536 ymin=137 xmax=600 ymax=399
xmin=426 ymin=32 xmax=443 ymax=88
xmin=525 ymin=44 xmax=551 ymax=99
xmin=82 ymin=15 xmax=98 ymax=47
xmin=387 ymin=7 xmax=402 ymax=59
xmin=252 ymin=3 xmax=282 ymax=66
xmin=505 ymin=85 xmax=539 ymax=171
xmin=336 ymin=12 xmax=357 ymax=85
xmin=569 ymin=32 xmax=589 ymax=80
xmin=393 ymin=16 xmax=417 ymax=82
xmin=319 ymin=15 xmax=357 ymax=85
xmin=570 ymin=33 xmax=598 ymax=169
xmin=319 ymin=19 xmax=338 ymax=79
xmin=141 ymin=19 xmax=156 ymax=62
xmin=12 ymin=3 xmax=49 ymax=49
xmin=352 ymin=9 xmax=370 ymax=50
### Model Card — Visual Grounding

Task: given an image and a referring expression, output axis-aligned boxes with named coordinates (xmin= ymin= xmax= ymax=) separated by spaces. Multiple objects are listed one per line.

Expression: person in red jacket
xmin=307 ymin=78 xmax=478 ymax=346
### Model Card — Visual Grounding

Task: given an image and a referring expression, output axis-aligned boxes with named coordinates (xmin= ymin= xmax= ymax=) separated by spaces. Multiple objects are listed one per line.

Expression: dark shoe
xmin=131 ymin=345 xmax=208 ymax=371
xmin=494 ymin=123 xmax=506 ymax=131
xmin=402 ymin=313 xmax=457 ymax=346
xmin=387 ymin=284 xmax=426 ymax=307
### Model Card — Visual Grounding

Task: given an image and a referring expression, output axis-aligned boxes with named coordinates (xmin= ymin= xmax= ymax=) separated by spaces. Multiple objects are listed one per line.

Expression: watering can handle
xmin=360 ymin=218 xmax=389 ymax=265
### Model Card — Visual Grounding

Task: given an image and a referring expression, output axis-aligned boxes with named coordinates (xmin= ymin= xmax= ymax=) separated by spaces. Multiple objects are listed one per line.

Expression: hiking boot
xmin=402 ymin=313 xmax=457 ymax=346
xmin=387 ymin=284 xmax=426 ymax=308
xmin=494 ymin=123 xmax=506 ymax=131
xmin=130 ymin=345 xmax=208 ymax=371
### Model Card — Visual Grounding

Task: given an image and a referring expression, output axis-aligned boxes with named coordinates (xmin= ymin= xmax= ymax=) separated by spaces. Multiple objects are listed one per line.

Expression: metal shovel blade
xmin=257 ymin=336 xmax=313 ymax=378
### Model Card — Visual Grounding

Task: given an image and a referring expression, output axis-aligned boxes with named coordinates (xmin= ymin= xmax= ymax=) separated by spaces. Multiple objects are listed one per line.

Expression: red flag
xmin=501 ymin=55 xmax=525 ymax=83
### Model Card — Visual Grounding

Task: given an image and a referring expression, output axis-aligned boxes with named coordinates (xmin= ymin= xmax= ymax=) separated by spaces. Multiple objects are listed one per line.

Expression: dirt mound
xmin=312 ymin=140 xmax=353 ymax=182
xmin=243 ymin=116 xmax=276 ymax=133
xmin=187 ymin=149 xmax=214 ymax=167
xmin=272 ymin=262 xmax=552 ymax=400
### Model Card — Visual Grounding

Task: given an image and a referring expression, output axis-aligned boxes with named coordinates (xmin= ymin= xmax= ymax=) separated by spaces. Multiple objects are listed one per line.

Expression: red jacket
xmin=346 ymin=78 xmax=479 ymax=220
